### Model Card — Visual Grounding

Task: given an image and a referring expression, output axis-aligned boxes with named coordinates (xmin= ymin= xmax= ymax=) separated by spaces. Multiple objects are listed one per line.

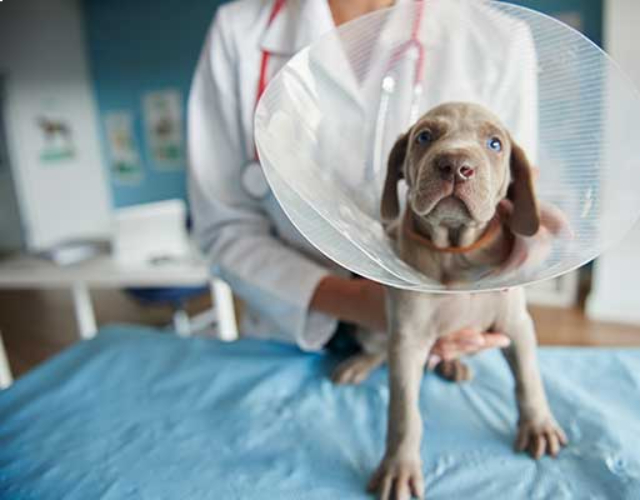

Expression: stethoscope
xmin=242 ymin=0 xmax=426 ymax=200
xmin=241 ymin=0 xmax=286 ymax=200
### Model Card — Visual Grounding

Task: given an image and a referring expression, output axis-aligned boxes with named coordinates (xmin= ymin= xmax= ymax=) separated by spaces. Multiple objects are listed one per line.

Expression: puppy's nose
xmin=457 ymin=165 xmax=475 ymax=181
xmin=435 ymin=155 xmax=475 ymax=182
xmin=436 ymin=160 xmax=455 ymax=181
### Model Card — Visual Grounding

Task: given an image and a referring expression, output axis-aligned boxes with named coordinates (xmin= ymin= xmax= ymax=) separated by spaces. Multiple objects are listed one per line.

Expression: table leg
xmin=211 ymin=279 xmax=238 ymax=341
xmin=0 ymin=331 xmax=13 ymax=389
xmin=72 ymin=283 xmax=97 ymax=340
xmin=173 ymin=309 xmax=192 ymax=337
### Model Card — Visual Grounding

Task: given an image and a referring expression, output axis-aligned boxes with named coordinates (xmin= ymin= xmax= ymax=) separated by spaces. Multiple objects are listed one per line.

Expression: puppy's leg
xmin=369 ymin=294 xmax=435 ymax=500
xmin=433 ymin=359 xmax=473 ymax=383
xmin=502 ymin=312 xmax=568 ymax=459
xmin=331 ymin=329 xmax=387 ymax=385
xmin=332 ymin=352 xmax=385 ymax=385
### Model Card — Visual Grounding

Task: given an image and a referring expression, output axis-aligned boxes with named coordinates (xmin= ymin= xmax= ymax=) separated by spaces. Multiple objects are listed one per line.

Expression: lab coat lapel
xmin=258 ymin=1 xmax=437 ymax=123
xmin=302 ymin=0 xmax=429 ymax=115
xmin=260 ymin=0 xmax=365 ymax=113
xmin=260 ymin=0 xmax=335 ymax=57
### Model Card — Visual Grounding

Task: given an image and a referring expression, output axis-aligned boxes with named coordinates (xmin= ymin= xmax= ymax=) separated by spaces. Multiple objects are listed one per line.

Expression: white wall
xmin=587 ymin=0 xmax=640 ymax=324
xmin=0 ymin=0 xmax=112 ymax=250
xmin=0 ymin=77 xmax=26 ymax=252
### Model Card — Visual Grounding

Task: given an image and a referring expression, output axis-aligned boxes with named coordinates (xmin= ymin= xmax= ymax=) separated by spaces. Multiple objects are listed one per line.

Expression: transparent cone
xmin=254 ymin=0 xmax=640 ymax=292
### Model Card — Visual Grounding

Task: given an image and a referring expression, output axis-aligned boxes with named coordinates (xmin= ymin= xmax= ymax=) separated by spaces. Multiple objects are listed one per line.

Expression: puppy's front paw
xmin=434 ymin=359 xmax=473 ymax=383
xmin=368 ymin=455 xmax=424 ymax=500
xmin=515 ymin=417 xmax=568 ymax=459
xmin=331 ymin=354 xmax=383 ymax=385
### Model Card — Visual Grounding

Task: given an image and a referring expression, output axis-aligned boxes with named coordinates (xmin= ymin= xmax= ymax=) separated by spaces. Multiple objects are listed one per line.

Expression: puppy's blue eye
xmin=487 ymin=137 xmax=502 ymax=152
xmin=416 ymin=130 xmax=433 ymax=145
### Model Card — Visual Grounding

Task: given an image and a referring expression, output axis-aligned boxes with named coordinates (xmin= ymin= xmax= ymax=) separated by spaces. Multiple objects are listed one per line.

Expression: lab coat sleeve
xmin=188 ymin=10 xmax=338 ymax=351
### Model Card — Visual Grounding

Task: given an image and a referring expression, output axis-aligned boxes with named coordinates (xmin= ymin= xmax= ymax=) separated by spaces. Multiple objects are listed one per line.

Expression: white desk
xmin=0 ymin=253 xmax=238 ymax=341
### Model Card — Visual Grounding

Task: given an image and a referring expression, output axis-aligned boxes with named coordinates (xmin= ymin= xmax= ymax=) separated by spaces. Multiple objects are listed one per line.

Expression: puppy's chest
xmin=435 ymin=254 xmax=491 ymax=284
xmin=400 ymin=241 xmax=505 ymax=285
xmin=397 ymin=291 xmax=505 ymax=337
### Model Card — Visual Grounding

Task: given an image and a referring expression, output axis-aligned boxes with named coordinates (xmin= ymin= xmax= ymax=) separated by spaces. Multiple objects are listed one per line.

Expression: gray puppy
xmin=334 ymin=103 xmax=567 ymax=500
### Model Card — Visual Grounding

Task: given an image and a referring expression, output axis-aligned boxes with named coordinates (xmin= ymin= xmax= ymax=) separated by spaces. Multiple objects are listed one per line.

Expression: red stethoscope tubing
xmin=254 ymin=0 xmax=425 ymax=159
xmin=386 ymin=1 xmax=425 ymax=85
xmin=252 ymin=0 xmax=286 ymax=160
xmin=256 ymin=0 xmax=287 ymax=109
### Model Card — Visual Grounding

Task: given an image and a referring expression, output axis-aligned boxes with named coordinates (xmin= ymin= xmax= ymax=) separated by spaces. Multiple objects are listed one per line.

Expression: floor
xmin=1 ymin=288 xmax=640 ymax=379
xmin=0 ymin=288 xmax=209 ymax=378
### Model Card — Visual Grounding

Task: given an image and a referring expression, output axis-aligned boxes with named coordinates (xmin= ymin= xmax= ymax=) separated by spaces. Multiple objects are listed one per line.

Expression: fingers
xmin=532 ymin=433 xmax=545 ymax=460
xmin=380 ymin=473 xmax=393 ymax=500
xmin=501 ymin=197 xmax=571 ymax=238
xmin=557 ymin=426 xmax=569 ymax=446
xmin=531 ymin=166 xmax=540 ymax=181
xmin=539 ymin=203 xmax=573 ymax=237
xmin=516 ymin=420 xmax=569 ymax=459
xmin=433 ymin=329 xmax=484 ymax=353
xmin=431 ymin=331 xmax=511 ymax=360
xmin=369 ymin=461 xmax=425 ymax=500
xmin=546 ymin=429 xmax=560 ymax=457
xmin=367 ymin=468 xmax=381 ymax=493
xmin=410 ymin=472 xmax=425 ymax=499
xmin=515 ymin=427 xmax=530 ymax=452
xmin=445 ymin=328 xmax=481 ymax=342
xmin=482 ymin=332 xmax=511 ymax=349
xmin=430 ymin=343 xmax=465 ymax=362
xmin=395 ymin=470 xmax=411 ymax=500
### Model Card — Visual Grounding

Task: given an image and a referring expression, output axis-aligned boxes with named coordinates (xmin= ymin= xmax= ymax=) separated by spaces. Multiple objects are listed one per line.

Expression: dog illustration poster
xmin=142 ymin=89 xmax=184 ymax=169
xmin=37 ymin=115 xmax=75 ymax=164
xmin=104 ymin=111 xmax=143 ymax=184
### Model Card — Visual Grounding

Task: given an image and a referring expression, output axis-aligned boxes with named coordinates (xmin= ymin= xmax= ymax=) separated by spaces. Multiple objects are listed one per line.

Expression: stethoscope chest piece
xmin=242 ymin=160 xmax=270 ymax=200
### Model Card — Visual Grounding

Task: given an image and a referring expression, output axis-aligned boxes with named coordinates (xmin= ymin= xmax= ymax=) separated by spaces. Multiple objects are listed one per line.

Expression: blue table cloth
xmin=1 ymin=325 xmax=640 ymax=499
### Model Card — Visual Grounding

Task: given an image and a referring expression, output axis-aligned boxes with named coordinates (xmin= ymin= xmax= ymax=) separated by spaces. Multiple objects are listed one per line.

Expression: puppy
xmin=333 ymin=103 xmax=567 ymax=500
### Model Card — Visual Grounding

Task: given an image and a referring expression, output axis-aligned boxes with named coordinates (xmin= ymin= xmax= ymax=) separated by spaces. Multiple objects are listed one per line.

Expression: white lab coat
xmin=188 ymin=0 xmax=537 ymax=351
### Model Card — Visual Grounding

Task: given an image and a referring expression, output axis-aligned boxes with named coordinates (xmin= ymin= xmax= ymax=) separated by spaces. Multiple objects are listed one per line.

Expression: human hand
xmin=311 ymin=276 xmax=387 ymax=332
xmin=427 ymin=329 xmax=511 ymax=369
xmin=496 ymin=165 xmax=572 ymax=274
xmin=497 ymin=199 xmax=572 ymax=274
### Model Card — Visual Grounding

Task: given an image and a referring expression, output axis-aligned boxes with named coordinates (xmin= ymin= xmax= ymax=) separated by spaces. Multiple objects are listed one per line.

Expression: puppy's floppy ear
xmin=507 ymin=140 xmax=540 ymax=236
xmin=381 ymin=133 xmax=409 ymax=222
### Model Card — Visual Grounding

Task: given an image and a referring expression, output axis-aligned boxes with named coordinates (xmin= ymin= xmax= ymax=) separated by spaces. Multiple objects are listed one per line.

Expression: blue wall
xmin=84 ymin=0 xmax=227 ymax=208
xmin=84 ymin=0 xmax=602 ymax=208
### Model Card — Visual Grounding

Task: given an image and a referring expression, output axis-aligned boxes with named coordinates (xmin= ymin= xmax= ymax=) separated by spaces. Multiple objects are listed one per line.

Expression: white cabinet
xmin=527 ymin=271 xmax=579 ymax=308
xmin=0 ymin=0 xmax=112 ymax=253
xmin=586 ymin=0 xmax=640 ymax=325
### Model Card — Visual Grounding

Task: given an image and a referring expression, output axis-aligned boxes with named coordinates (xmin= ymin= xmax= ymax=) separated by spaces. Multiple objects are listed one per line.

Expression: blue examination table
xmin=1 ymin=325 xmax=640 ymax=499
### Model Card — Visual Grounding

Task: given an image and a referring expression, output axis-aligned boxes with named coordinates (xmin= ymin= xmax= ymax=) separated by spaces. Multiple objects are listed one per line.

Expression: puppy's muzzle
xmin=434 ymin=153 xmax=476 ymax=183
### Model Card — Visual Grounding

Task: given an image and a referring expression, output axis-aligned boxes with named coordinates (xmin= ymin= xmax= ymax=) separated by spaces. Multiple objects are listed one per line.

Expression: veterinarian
xmin=188 ymin=0 xmax=518 ymax=358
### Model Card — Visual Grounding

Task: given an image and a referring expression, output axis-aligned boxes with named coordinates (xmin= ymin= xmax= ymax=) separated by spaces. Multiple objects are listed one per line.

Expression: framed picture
xmin=142 ymin=89 xmax=185 ymax=170
xmin=104 ymin=111 xmax=143 ymax=184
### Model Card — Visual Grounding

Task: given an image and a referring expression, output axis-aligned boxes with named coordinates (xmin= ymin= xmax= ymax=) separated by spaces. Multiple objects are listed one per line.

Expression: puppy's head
xmin=381 ymin=102 xmax=539 ymax=236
